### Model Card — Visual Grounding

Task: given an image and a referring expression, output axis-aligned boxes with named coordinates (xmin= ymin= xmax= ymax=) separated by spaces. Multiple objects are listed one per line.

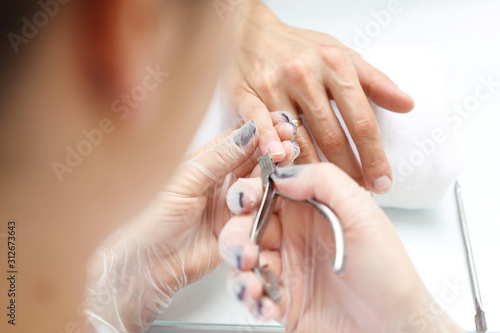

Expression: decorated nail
xmin=234 ymin=121 xmax=257 ymax=147
xmin=220 ymin=245 xmax=244 ymax=270
xmin=290 ymin=122 xmax=298 ymax=140
xmin=281 ymin=112 xmax=291 ymax=123
xmin=291 ymin=141 xmax=300 ymax=160
xmin=227 ymin=189 xmax=245 ymax=214
xmin=271 ymin=165 xmax=305 ymax=180
xmin=234 ymin=283 xmax=246 ymax=302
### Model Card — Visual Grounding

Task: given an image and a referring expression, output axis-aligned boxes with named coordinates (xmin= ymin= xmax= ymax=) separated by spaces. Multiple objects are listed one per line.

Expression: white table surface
xmin=152 ymin=0 xmax=500 ymax=331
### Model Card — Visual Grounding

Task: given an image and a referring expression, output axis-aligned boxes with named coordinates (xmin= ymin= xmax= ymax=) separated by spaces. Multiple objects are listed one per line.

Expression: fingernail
xmin=227 ymin=189 xmax=245 ymax=214
xmin=372 ymin=175 xmax=392 ymax=194
xmin=220 ymin=246 xmax=244 ymax=269
xmin=271 ymin=165 xmax=305 ymax=180
xmin=289 ymin=122 xmax=298 ymax=140
xmin=281 ymin=111 xmax=292 ymax=123
xmin=252 ymin=299 xmax=277 ymax=322
xmin=234 ymin=121 xmax=257 ymax=147
xmin=290 ymin=141 xmax=300 ymax=160
xmin=232 ymin=282 xmax=246 ymax=302
xmin=266 ymin=141 xmax=286 ymax=159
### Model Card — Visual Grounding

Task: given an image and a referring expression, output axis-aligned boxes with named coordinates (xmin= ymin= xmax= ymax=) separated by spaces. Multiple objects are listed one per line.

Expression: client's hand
xmin=224 ymin=0 xmax=414 ymax=193
xmin=83 ymin=116 xmax=300 ymax=333
xmin=219 ymin=163 xmax=463 ymax=333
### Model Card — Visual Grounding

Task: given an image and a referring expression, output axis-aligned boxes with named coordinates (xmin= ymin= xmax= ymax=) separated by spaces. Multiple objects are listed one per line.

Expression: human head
xmin=0 ymin=0 xmax=234 ymax=240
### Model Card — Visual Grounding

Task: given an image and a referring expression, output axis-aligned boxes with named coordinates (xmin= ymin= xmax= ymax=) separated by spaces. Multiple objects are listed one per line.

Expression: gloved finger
xmin=227 ymin=177 xmax=283 ymax=215
xmin=219 ymin=213 xmax=282 ymax=270
xmin=270 ymin=163 xmax=380 ymax=232
xmin=227 ymin=268 xmax=264 ymax=308
xmin=227 ymin=269 xmax=283 ymax=323
xmin=177 ymin=121 xmax=258 ymax=197
xmin=236 ymin=92 xmax=286 ymax=162
xmin=228 ymin=267 xmax=286 ymax=323
xmin=226 ymin=178 xmax=263 ymax=214
xmin=346 ymin=47 xmax=414 ymax=113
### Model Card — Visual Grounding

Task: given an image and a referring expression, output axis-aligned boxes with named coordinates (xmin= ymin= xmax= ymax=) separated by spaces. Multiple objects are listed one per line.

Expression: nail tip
xmin=373 ymin=175 xmax=392 ymax=194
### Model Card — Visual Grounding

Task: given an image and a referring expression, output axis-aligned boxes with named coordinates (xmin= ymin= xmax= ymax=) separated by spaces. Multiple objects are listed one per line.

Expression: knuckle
xmin=321 ymin=46 xmax=346 ymax=68
xmin=353 ymin=114 xmax=378 ymax=138
xmin=253 ymin=70 xmax=278 ymax=95
xmin=284 ymin=58 xmax=310 ymax=84
xmin=321 ymin=131 xmax=348 ymax=155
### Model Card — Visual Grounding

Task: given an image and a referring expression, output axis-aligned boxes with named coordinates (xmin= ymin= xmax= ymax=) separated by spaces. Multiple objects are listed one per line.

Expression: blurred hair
xmin=1 ymin=1 xmax=39 ymax=93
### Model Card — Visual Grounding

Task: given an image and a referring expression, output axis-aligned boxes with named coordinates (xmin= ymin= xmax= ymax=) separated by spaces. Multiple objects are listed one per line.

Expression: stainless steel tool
xmin=455 ymin=182 xmax=487 ymax=333
xmin=250 ymin=153 xmax=346 ymax=303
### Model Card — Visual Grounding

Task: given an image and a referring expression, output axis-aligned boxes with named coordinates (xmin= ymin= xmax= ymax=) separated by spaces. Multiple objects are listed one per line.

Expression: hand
xmin=219 ymin=163 xmax=462 ymax=333
xmin=83 ymin=119 xmax=299 ymax=333
xmin=223 ymin=1 xmax=414 ymax=194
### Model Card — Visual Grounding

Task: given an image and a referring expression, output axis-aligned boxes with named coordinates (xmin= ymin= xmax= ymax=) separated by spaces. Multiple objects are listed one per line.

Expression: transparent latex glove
xmin=84 ymin=116 xmax=300 ymax=333
xmin=219 ymin=163 xmax=463 ymax=333
xmin=223 ymin=0 xmax=414 ymax=193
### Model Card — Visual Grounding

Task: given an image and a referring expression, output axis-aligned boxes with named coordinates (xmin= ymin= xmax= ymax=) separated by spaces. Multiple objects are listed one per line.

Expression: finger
xmin=226 ymin=177 xmax=285 ymax=215
xmin=292 ymin=82 xmax=367 ymax=187
xmin=280 ymin=141 xmax=301 ymax=167
xmin=235 ymin=91 xmax=286 ymax=162
xmin=347 ymin=48 xmax=414 ymax=113
xmin=219 ymin=213 xmax=282 ymax=270
xmin=227 ymin=269 xmax=283 ymax=322
xmin=323 ymin=51 xmax=393 ymax=194
xmin=270 ymin=163 xmax=384 ymax=232
xmin=253 ymin=89 xmax=320 ymax=164
xmin=226 ymin=178 xmax=263 ymax=215
xmin=227 ymin=268 xmax=263 ymax=306
xmin=177 ymin=121 xmax=258 ymax=197
xmin=185 ymin=122 xmax=245 ymax=160
xmin=233 ymin=139 xmax=299 ymax=180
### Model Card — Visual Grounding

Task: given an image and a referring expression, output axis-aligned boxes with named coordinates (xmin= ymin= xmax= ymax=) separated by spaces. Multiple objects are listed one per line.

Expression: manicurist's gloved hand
xmin=83 ymin=117 xmax=300 ymax=333
xmin=219 ymin=163 xmax=463 ymax=333
xmin=224 ymin=0 xmax=414 ymax=194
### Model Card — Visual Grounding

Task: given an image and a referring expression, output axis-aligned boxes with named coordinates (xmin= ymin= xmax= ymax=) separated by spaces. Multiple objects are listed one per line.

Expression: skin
xmin=219 ymin=164 xmax=464 ymax=333
xmin=223 ymin=0 xmax=415 ymax=194
xmin=0 ymin=1 xmax=457 ymax=332
xmin=0 ymin=1 xmax=237 ymax=331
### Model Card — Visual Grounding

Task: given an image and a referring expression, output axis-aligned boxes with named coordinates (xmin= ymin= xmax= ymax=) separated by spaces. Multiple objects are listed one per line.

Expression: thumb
xmin=176 ymin=121 xmax=258 ymax=197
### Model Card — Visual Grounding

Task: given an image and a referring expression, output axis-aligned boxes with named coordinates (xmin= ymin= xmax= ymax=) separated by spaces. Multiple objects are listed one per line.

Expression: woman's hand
xmin=83 ymin=117 xmax=300 ymax=333
xmin=219 ymin=163 xmax=462 ymax=333
xmin=224 ymin=0 xmax=414 ymax=194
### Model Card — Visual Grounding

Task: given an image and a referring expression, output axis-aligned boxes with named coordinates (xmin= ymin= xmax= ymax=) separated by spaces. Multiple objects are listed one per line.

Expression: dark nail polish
xmin=282 ymin=112 xmax=290 ymax=123
xmin=237 ymin=284 xmax=246 ymax=301
xmin=290 ymin=122 xmax=298 ymax=140
xmin=236 ymin=254 xmax=242 ymax=270
xmin=238 ymin=191 xmax=244 ymax=208
xmin=234 ymin=121 xmax=256 ymax=147
xmin=256 ymin=300 xmax=264 ymax=316
xmin=272 ymin=165 xmax=304 ymax=180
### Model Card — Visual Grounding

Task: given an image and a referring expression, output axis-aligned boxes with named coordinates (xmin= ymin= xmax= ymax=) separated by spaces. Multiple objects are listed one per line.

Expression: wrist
xmin=397 ymin=284 xmax=464 ymax=333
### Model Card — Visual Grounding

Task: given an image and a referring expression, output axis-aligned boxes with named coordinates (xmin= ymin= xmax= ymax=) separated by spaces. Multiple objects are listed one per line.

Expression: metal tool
xmin=250 ymin=153 xmax=346 ymax=303
xmin=455 ymin=182 xmax=487 ymax=333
